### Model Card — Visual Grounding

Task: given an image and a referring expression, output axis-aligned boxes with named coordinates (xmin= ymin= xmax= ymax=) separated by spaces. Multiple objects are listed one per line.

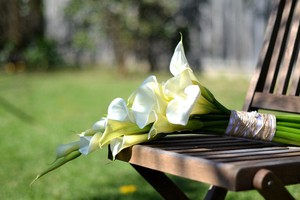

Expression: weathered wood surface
xmin=116 ymin=134 xmax=300 ymax=191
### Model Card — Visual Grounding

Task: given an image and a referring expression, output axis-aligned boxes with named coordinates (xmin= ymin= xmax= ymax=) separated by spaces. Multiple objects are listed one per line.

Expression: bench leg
xmin=131 ymin=164 xmax=189 ymax=200
xmin=253 ymin=169 xmax=295 ymax=200
xmin=204 ymin=185 xmax=227 ymax=200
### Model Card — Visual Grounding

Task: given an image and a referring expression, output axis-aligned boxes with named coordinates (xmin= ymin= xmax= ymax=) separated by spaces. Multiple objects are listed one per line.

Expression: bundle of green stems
xmin=189 ymin=113 xmax=300 ymax=146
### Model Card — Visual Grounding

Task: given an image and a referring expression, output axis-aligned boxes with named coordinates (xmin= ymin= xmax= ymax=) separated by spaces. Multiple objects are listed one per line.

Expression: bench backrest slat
xmin=243 ymin=0 xmax=300 ymax=114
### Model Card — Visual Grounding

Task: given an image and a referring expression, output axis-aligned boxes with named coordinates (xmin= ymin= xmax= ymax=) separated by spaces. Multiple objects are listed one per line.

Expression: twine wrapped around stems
xmin=225 ymin=111 xmax=276 ymax=141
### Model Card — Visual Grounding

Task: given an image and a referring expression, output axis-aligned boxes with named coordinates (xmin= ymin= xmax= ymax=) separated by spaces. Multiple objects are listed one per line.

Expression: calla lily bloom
xmin=128 ymin=75 xmax=167 ymax=129
xmin=79 ymin=132 xmax=102 ymax=155
xmin=78 ymin=118 xmax=107 ymax=155
xmin=110 ymin=133 xmax=151 ymax=159
xmin=99 ymin=119 xmax=152 ymax=147
xmin=100 ymin=95 xmax=153 ymax=146
xmin=55 ymin=141 xmax=80 ymax=160
xmin=92 ymin=117 xmax=107 ymax=133
xmin=164 ymin=69 xmax=201 ymax=125
xmin=149 ymin=114 xmax=205 ymax=137
xmin=169 ymin=39 xmax=189 ymax=76
xmin=166 ymin=85 xmax=201 ymax=125
xmin=108 ymin=98 xmax=134 ymax=122
xmin=165 ymin=38 xmax=230 ymax=126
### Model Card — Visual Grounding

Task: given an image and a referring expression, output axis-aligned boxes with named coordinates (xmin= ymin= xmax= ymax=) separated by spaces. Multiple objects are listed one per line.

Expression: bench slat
xmin=264 ymin=0 xmax=293 ymax=93
xmin=116 ymin=134 xmax=300 ymax=191
xmin=252 ymin=92 xmax=300 ymax=112
xmin=289 ymin=45 xmax=300 ymax=95
xmin=276 ymin=0 xmax=300 ymax=95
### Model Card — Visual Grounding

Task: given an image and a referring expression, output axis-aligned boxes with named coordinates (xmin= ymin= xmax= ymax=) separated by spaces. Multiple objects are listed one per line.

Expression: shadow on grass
xmin=0 ymin=96 xmax=34 ymax=123
xmin=171 ymin=175 xmax=210 ymax=199
xmin=78 ymin=174 xmax=210 ymax=200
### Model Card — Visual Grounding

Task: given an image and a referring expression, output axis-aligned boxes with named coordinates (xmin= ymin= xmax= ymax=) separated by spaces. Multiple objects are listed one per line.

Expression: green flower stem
xmin=275 ymin=130 xmax=300 ymax=142
xmin=31 ymin=151 xmax=81 ymax=186
xmin=277 ymin=122 xmax=300 ymax=129
xmin=200 ymin=127 xmax=227 ymax=134
xmin=213 ymin=99 xmax=231 ymax=114
xmin=201 ymin=120 xmax=229 ymax=128
xmin=276 ymin=126 xmax=300 ymax=135
xmin=185 ymin=119 xmax=205 ymax=130
xmin=276 ymin=115 xmax=300 ymax=123
xmin=192 ymin=114 xmax=230 ymax=121
xmin=272 ymin=115 xmax=300 ymax=146
xmin=189 ymin=113 xmax=300 ymax=147
xmin=199 ymin=85 xmax=231 ymax=114
xmin=272 ymin=137 xmax=300 ymax=146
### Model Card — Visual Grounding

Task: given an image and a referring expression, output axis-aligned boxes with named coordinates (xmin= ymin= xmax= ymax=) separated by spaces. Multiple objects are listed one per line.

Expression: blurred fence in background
xmin=0 ymin=0 xmax=272 ymax=73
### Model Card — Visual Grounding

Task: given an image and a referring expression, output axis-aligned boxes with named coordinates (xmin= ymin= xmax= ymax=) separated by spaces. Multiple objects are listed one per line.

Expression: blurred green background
xmin=1 ymin=0 xmax=273 ymax=73
xmin=2 ymin=0 xmax=299 ymax=199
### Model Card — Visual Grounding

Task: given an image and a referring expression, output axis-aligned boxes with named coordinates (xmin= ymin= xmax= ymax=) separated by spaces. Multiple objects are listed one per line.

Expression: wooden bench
xmin=112 ymin=0 xmax=300 ymax=199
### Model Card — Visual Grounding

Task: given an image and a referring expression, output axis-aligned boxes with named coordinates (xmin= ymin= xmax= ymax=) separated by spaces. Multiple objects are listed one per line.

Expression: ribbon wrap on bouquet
xmin=225 ymin=111 xmax=276 ymax=141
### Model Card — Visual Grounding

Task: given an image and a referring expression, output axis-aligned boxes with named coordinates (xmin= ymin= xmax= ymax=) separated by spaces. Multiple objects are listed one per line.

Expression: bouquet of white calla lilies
xmin=33 ymin=37 xmax=300 ymax=185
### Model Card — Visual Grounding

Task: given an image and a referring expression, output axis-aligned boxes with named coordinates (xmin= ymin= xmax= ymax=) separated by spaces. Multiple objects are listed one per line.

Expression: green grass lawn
xmin=0 ymin=69 xmax=299 ymax=199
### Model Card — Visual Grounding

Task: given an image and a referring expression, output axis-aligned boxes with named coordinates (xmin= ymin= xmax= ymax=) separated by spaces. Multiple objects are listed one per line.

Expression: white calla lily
xmin=164 ymin=68 xmax=202 ymax=125
xmin=149 ymin=114 xmax=182 ymax=137
xmin=169 ymin=39 xmax=189 ymax=76
xmin=99 ymin=119 xmax=151 ymax=147
xmin=108 ymin=98 xmax=133 ymax=122
xmin=92 ymin=118 xmax=107 ymax=132
xmin=165 ymin=39 xmax=230 ymax=125
xmin=110 ymin=133 xmax=150 ymax=159
xmin=164 ymin=70 xmax=194 ymax=97
xmin=79 ymin=132 xmax=102 ymax=155
xmin=149 ymin=114 xmax=204 ymax=137
xmin=166 ymin=85 xmax=200 ymax=125
xmin=129 ymin=75 xmax=167 ymax=129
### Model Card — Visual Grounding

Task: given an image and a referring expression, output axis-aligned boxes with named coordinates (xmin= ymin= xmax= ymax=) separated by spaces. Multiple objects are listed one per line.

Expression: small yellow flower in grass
xmin=119 ymin=184 xmax=137 ymax=194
